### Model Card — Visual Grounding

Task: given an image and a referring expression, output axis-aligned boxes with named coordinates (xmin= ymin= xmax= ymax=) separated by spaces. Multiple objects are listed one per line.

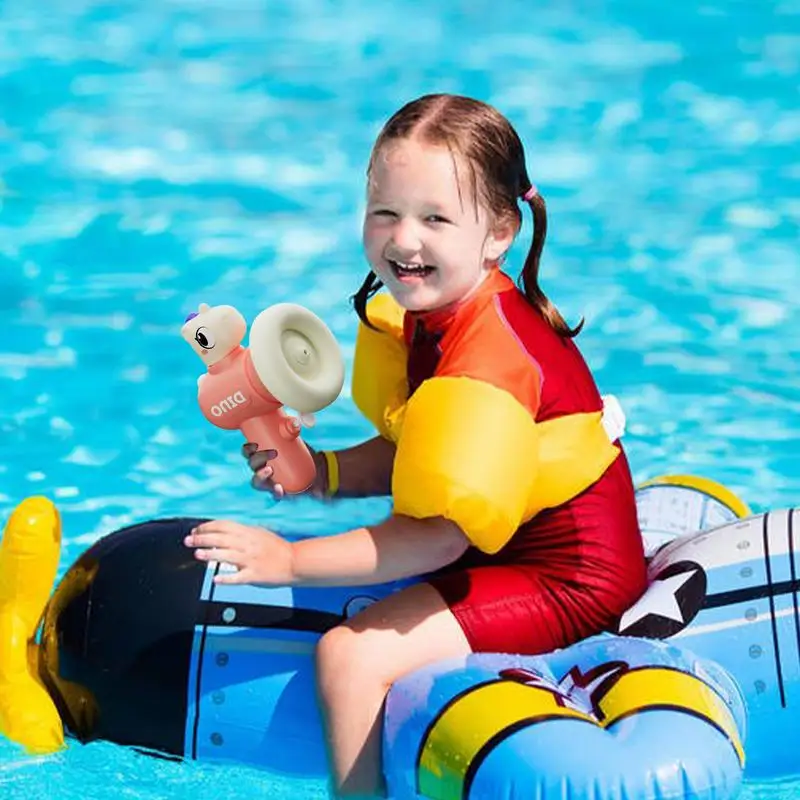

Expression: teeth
xmin=391 ymin=259 xmax=430 ymax=273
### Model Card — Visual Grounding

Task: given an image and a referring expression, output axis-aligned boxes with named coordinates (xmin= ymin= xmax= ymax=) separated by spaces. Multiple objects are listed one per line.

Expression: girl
xmin=184 ymin=94 xmax=647 ymax=799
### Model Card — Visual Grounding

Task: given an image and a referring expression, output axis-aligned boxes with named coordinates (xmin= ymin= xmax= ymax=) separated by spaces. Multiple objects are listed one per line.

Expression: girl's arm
xmin=187 ymin=513 xmax=471 ymax=587
xmin=313 ymin=435 xmax=395 ymax=498
xmin=290 ymin=514 xmax=470 ymax=586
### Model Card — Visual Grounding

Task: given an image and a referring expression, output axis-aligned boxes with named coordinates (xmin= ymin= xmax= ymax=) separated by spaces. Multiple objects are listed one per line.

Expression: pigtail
xmin=519 ymin=188 xmax=584 ymax=338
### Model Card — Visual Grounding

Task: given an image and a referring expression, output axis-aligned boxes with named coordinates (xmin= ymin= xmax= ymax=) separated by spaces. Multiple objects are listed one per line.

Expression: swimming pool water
xmin=1 ymin=0 xmax=798 ymax=798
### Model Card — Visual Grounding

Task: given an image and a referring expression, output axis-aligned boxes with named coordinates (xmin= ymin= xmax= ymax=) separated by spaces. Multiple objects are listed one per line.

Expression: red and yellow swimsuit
xmin=353 ymin=268 xmax=647 ymax=655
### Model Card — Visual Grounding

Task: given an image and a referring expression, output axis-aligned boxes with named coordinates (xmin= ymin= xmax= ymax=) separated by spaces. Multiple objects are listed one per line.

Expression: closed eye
xmin=371 ymin=209 xmax=398 ymax=218
xmin=426 ymin=214 xmax=452 ymax=225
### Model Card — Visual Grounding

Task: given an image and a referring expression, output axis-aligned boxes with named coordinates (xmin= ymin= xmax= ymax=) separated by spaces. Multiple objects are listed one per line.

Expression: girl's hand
xmin=242 ymin=443 xmax=329 ymax=499
xmin=184 ymin=519 xmax=294 ymax=586
xmin=242 ymin=443 xmax=286 ymax=498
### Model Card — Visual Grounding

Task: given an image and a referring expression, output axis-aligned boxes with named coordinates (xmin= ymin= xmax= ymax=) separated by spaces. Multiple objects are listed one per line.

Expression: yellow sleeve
xmin=350 ymin=294 xmax=408 ymax=442
xmin=527 ymin=411 xmax=620 ymax=519
xmin=392 ymin=377 xmax=620 ymax=554
xmin=392 ymin=377 xmax=539 ymax=554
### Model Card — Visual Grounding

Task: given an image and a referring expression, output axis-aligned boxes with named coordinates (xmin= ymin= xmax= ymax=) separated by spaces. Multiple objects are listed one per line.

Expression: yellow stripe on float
xmin=417 ymin=679 xmax=593 ymax=800
xmin=596 ymin=666 xmax=745 ymax=767
xmin=638 ymin=474 xmax=751 ymax=519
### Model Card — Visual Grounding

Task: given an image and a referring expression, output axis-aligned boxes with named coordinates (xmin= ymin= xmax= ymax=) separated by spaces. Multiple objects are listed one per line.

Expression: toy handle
xmin=240 ymin=412 xmax=316 ymax=494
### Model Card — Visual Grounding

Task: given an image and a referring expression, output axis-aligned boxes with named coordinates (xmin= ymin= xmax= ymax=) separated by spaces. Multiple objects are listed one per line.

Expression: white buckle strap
xmin=600 ymin=394 xmax=626 ymax=442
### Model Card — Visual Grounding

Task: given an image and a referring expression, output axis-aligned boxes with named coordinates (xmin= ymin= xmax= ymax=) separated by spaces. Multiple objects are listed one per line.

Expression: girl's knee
xmin=316 ymin=625 xmax=355 ymax=673
xmin=316 ymin=625 xmax=389 ymax=690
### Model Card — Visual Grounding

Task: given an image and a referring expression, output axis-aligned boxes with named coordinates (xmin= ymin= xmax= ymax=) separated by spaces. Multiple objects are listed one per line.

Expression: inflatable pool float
xmin=1 ymin=476 xmax=793 ymax=800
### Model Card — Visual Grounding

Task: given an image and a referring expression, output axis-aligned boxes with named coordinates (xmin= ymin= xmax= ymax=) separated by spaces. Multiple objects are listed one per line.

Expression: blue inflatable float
xmin=0 ymin=478 xmax=796 ymax=800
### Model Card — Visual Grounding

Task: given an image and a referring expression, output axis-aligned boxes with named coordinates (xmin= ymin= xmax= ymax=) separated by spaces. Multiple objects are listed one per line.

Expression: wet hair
xmin=352 ymin=93 xmax=582 ymax=338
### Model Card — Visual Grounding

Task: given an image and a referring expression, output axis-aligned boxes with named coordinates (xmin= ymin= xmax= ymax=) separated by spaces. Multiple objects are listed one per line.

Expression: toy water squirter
xmin=181 ymin=302 xmax=345 ymax=494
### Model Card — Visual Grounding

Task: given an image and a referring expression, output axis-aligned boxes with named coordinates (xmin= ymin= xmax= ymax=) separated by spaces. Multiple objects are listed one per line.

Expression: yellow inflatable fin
xmin=0 ymin=496 xmax=65 ymax=754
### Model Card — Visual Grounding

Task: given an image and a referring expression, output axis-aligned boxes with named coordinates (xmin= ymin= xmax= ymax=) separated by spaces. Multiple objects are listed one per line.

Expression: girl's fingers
xmin=184 ymin=530 xmax=239 ymax=549
xmin=214 ymin=568 xmax=256 ymax=586
xmin=242 ymin=442 xmax=259 ymax=458
xmin=248 ymin=449 xmax=279 ymax=471
xmin=188 ymin=519 xmax=255 ymax=541
xmin=250 ymin=474 xmax=285 ymax=499
xmin=191 ymin=519 xmax=236 ymax=535
xmin=193 ymin=547 xmax=244 ymax=565
xmin=251 ymin=474 xmax=279 ymax=494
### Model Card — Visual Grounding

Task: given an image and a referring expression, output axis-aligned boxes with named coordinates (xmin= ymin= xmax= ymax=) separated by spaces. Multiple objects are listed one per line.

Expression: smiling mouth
xmin=388 ymin=259 xmax=436 ymax=278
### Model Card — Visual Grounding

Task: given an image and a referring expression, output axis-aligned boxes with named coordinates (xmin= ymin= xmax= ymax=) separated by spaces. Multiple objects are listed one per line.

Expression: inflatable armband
xmin=392 ymin=378 xmax=619 ymax=553
xmin=392 ymin=377 xmax=539 ymax=553
xmin=351 ymin=293 xmax=408 ymax=441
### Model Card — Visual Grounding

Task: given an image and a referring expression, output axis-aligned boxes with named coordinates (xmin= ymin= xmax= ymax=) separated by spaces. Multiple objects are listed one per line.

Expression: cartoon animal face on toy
xmin=180 ymin=303 xmax=247 ymax=367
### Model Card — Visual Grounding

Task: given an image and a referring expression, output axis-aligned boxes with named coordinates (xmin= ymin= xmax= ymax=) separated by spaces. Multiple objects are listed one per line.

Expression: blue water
xmin=1 ymin=0 xmax=798 ymax=798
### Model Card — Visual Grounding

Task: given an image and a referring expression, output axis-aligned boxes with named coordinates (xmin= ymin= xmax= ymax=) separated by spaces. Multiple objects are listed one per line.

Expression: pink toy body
xmin=196 ymin=346 xmax=315 ymax=494
xmin=182 ymin=301 xmax=343 ymax=495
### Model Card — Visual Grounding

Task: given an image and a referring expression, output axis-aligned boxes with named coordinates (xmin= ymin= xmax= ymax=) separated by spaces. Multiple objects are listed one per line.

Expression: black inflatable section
xmin=38 ymin=518 xmax=209 ymax=757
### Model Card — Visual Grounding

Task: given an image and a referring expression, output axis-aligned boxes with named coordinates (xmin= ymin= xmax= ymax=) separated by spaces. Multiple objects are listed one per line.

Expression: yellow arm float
xmin=351 ymin=293 xmax=408 ymax=442
xmin=0 ymin=496 xmax=65 ymax=754
xmin=392 ymin=377 xmax=620 ymax=554
xmin=524 ymin=408 xmax=621 ymax=521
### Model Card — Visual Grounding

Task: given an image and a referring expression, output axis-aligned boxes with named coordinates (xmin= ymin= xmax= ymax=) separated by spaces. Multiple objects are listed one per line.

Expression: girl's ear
xmin=484 ymin=218 xmax=517 ymax=263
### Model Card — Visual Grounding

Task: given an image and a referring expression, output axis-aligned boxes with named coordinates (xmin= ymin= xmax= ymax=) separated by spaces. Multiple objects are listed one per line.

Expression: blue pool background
xmin=1 ymin=0 xmax=798 ymax=797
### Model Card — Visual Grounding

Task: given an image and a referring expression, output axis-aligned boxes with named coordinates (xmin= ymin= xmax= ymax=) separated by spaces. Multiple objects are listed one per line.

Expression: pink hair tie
xmin=521 ymin=185 xmax=539 ymax=202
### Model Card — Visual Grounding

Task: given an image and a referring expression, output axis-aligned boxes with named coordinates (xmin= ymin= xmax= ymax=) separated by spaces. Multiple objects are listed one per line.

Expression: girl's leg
xmin=315 ymin=582 xmax=471 ymax=799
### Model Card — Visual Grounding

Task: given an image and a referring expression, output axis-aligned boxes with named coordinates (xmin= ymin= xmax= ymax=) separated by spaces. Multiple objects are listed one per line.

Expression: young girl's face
xmin=362 ymin=138 xmax=513 ymax=312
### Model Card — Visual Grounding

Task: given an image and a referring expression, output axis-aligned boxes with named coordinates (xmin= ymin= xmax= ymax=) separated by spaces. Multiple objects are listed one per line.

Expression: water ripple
xmin=0 ymin=0 xmax=798 ymax=797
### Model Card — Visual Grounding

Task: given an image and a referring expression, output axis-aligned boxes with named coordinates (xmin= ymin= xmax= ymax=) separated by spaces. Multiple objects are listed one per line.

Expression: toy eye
xmin=194 ymin=327 xmax=216 ymax=349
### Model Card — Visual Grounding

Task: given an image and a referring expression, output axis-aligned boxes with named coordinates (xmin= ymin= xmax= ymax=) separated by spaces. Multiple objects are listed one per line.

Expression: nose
xmin=390 ymin=216 xmax=422 ymax=256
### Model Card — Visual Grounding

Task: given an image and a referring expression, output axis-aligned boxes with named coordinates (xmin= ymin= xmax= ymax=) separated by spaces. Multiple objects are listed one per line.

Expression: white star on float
xmin=618 ymin=569 xmax=699 ymax=631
